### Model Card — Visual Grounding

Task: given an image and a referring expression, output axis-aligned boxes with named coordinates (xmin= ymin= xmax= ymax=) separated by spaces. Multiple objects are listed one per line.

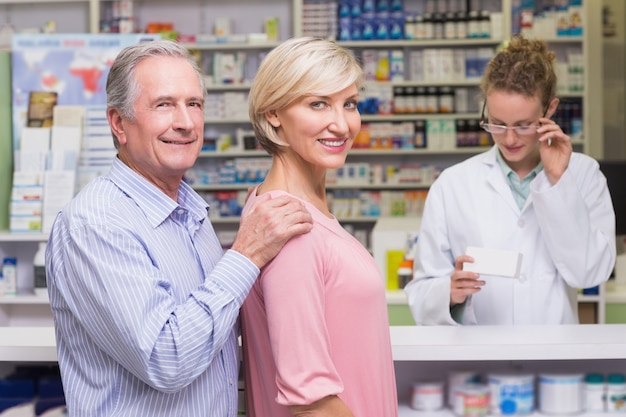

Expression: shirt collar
xmin=495 ymin=148 xmax=543 ymax=181
xmin=107 ymin=157 xmax=209 ymax=228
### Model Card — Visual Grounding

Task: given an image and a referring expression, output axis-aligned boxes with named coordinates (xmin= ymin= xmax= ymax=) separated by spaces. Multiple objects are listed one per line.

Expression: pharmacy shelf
xmin=205 ymin=84 xmax=253 ymax=92
xmin=0 ymin=232 xmax=48 ymax=242
xmin=192 ymin=183 xmax=432 ymax=191
xmin=0 ymin=293 xmax=49 ymax=305
xmin=360 ymin=113 xmax=479 ymax=122
xmin=337 ymin=39 xmax=503 ymax=48
xmin=198 ymin=148 xmax=488 ymax=158
xmin=0 ymin=327 xmax=56 ymax=362
xmin=180 ymin=41 xmax=280 ymax=51
xmin=387 ymin=290 xmax=408 ymax=305
xmin=0 ymin=0 xmax=89 ymax=3
xmin=383 ymin=80 xmax=481 ymax=88
xmin=204 ymin=117 xmax=249 ymax=124
xmin=397 ymin=405 xmax=609 ymax=417
xmin=210 ymin=215 xmax=382 ymax=224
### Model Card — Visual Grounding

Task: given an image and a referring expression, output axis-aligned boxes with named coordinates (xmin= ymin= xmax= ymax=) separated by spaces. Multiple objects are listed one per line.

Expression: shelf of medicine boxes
xmin=0 ymin=229 xmax=605 ymax=310
xmin=0 ymin=230 xmax=405 ymax=326
xmin=192 ymin=147 xmax=488 ymax=194
xmin=0 ymin=232 xmax=53 ymax=329
xmin=336 ymin=38 xmax=503 ymax=49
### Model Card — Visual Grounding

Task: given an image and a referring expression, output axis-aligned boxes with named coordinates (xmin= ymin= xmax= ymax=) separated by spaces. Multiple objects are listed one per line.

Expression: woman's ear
xmin=546 ymin=97 xmax=560 ymax=119
xmin=265 ymin=110 xmax=280 ymax=128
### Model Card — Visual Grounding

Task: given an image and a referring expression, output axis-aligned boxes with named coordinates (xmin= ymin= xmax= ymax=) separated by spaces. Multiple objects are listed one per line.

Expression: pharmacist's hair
xmin=480 ymin=35 xmax=557 ymax=109
xmin=106 ymin=40 xmax=206 ymax=147
xmin=249 ymin=36 xmax=364 ymax=155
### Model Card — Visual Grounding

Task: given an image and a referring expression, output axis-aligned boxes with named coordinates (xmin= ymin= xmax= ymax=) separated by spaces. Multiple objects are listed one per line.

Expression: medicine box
xmin=463 ymin=246 xmax=523 ymax=279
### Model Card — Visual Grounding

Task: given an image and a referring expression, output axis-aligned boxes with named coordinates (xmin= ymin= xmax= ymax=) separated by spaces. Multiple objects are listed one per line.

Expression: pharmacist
xmin=404 ymin=35 xmax=616 ymax=325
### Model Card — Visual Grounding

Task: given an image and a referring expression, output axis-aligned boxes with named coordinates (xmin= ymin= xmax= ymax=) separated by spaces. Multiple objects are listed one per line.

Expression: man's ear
xmin=107 ymin=107 xmax=127 ymax=145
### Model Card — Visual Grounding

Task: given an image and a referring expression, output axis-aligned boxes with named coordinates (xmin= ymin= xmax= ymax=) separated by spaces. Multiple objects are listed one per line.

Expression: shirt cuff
xmin=208 ymin=250 xmax=259 ymax=304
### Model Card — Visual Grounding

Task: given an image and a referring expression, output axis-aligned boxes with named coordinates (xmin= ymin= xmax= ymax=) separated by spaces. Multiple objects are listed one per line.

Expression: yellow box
xmin=386 ymin=250 xmax=405 ymax=290
xmin=265 ymin=17 xmax=279 ymax=42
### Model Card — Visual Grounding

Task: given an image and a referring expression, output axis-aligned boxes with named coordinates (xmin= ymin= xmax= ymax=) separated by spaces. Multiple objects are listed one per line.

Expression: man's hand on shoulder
xmin=231 ymin=194 xmax=313 ymax=269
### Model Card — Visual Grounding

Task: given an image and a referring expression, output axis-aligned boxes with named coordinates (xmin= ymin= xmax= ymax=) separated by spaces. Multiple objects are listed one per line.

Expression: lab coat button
xmin=517 ymin=219 xmax=525 ymax=227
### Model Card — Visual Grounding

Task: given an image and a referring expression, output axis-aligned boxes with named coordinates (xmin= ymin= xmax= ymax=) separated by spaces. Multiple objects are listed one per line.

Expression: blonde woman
xmin=240 ymin=37 xmax=398 ymax=417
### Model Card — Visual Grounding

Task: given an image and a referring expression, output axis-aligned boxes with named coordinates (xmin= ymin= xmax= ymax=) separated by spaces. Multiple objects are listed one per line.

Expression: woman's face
xmin=269 ymin=84 xmax=361 ymax=171
xmin=485 ymin=90 xmax=545 ymax=174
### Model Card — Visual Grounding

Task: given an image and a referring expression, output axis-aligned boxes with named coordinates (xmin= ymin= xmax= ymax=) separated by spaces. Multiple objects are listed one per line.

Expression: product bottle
xmin=1 ymin=258 xmax=17 ymax=295
xmin=607 ymin=373 xmax=626 ymax=413
xmin=397 ymin=260 xmax=413 ymax=289
xmin=393 ymin=86 xmax=406 ymax=114
xmin=584 ymin=373 xmax=606 ymax=412
xmin=34 ymin=242 xmax=47 ymax=296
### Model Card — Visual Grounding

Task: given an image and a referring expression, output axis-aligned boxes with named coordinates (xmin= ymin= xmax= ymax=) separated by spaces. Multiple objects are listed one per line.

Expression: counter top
xmin=390 ymin=324 xmax=626 ymax=361
xmin=4 ymin=324 xmax=626 ymax=363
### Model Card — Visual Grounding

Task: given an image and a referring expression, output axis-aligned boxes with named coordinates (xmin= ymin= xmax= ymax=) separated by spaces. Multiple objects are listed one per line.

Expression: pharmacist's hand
xmin=537 ymin=117 xmax=572 ymax=186
xmin=450 ymin=255 xmax=484 ymax=306
xmin=231 ymin=194 xmax=313 ymax=269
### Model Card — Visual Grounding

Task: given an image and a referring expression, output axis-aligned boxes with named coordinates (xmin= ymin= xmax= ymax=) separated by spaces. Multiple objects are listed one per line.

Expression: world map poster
xmin=11 ymin=33 xmax=160 ymax=149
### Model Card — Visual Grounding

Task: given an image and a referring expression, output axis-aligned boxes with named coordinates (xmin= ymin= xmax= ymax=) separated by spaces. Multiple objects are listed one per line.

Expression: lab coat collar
xmin=481 ymin=146 xmax=527 ymax=215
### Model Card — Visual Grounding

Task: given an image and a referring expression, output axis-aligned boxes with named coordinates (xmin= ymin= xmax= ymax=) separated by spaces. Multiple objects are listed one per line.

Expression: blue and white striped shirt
xmin=46 ymin=157 xmax=259 ymax=417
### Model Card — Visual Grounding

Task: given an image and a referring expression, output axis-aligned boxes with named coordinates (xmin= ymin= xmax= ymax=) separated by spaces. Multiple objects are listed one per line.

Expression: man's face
xmin=115 ymin=55 xmax=205 ymax=193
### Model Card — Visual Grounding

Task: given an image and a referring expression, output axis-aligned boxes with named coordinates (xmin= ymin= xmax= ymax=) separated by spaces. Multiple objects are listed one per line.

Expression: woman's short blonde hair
xmin=249 ymin=37 xmax=364 ymax=155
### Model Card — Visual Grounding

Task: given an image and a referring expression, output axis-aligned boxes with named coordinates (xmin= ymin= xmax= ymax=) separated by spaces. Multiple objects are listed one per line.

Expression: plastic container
xmin=1 ymin=258 xmax=17 ymax=295
xmin=487 ymin=373 xmax=534 ymax=415
xmin=453 ymin=383 xmax=490 ymax=417
xmin=538 ymin=373 xmax=584 ymax=415
xmin=584 ymin=373 xmax=606 ymax=412
xmin=607 ymin=373 xmax=626 ymax=412
xmin=448 ymin=371 xmax=481 ymax=408
xmin=411 ymin=381 xmax=444 ymax=411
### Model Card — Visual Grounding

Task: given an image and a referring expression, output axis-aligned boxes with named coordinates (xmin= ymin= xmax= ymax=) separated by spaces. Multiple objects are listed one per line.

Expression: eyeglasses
xmin=479 ymin=100 xmax=549 ymax=137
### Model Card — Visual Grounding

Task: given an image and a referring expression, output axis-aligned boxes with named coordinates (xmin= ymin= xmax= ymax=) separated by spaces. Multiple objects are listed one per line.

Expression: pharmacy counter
xmin=3 ymin=323 xmax=626 ymax=363
xmin=4 ymin=325 xmax=626 ymax=416
xmin=390 ymin=324 xmax=626 ymax=361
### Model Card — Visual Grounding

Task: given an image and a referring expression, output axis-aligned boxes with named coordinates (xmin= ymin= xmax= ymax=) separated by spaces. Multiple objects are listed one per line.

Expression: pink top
xmin=241 ymin=189 xmax=398 ymax=417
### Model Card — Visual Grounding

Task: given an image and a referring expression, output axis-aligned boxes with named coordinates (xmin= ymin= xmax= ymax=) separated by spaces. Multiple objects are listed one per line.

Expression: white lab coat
xmin=405 ymin=146 xmax=616 ymax=325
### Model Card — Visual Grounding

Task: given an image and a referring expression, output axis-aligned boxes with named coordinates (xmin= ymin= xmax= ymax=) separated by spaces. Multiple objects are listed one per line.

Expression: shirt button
xmin=177 ymin=209 xmax=185 ymax=215
xmin=229 ymin=378 xmax=234 ymax=385
xmin=517 ymin=219 xmax=525 ymax=227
